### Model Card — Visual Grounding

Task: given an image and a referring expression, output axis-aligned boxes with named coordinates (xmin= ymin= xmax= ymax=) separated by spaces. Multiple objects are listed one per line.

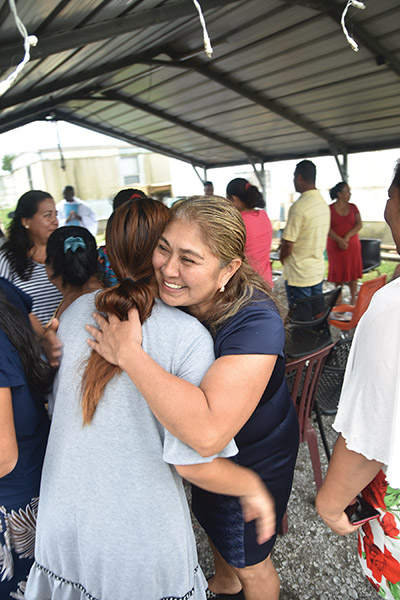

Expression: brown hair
xmin=4 ymin=190 xmax=54 ymax=278
xmin=81 ymin=197 xmax=169 ymax=423
xmin=169 ymin=196 xmax=276 ymax=333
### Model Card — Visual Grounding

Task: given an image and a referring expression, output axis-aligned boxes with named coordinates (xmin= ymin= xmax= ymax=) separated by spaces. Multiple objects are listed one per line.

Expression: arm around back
xmin=87 ymin=305 xmax=279 ymax=456
xmin=176 ymin=458 xmax=276 ymax=545
xmin=117 ymin=341 xmax=276 ymax=456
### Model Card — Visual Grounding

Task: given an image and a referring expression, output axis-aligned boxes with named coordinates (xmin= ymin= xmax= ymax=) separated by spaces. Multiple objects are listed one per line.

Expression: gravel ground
xmin=190 ymin=279 xmax=377 ymax=599
xmin=190 ymin=417 xmax=377 ymax=600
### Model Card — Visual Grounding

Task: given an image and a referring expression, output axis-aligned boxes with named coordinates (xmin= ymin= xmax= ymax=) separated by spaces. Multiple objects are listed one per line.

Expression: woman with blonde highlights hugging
xmin=25 ymin=197 xmax=275 ymax=600
xmin=85 ymin=196 xmax=299 ymax=600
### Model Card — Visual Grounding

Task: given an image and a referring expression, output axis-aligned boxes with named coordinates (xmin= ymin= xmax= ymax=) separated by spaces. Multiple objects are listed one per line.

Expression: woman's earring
xmin=219 ymin=285 xmax=225 ymax=293
xmin=25 ymin=225 xmax=30 ymax=229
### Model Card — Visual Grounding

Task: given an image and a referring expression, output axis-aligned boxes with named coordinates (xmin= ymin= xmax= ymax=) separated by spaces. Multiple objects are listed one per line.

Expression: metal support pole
xmin=249 ymin=160 xmax=267 ymax=210
xmin=53 ymin=118 xmax=66 ymax=171
xmin=333 ymin=153 xmax=348 ymax=182
xmin=192 ymin=164 xmax=206 ymax=186
xmin=343 ymin=154 xmax=348 ymax=181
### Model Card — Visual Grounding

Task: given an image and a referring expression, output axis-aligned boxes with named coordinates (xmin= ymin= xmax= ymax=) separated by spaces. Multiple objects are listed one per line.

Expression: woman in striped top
xmin=0 ymin=191 xmax=63 ymax=328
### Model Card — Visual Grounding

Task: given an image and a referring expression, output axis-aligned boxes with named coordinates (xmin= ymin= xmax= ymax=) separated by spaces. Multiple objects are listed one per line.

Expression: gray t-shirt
xmin=26 ymin=294 xmax=237 ymax=600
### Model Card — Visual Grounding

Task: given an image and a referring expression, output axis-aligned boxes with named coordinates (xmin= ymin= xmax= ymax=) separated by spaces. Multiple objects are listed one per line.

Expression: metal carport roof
xmin=0 ymin=0 xmax=399 ymax=174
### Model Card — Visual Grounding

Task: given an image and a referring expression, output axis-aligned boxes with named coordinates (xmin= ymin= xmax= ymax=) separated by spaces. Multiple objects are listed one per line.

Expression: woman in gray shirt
xmin=25 ymin=197 xmax=274 ymax=600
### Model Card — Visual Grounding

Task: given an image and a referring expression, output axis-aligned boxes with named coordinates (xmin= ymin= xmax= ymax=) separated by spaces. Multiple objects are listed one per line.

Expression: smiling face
xmin=22 ymin=197 xmax=58 ymax=246
xmin=384 ymin=183 xmax=400 ymax=253
xmin=152 ymin=219 xmax=240 ymax=319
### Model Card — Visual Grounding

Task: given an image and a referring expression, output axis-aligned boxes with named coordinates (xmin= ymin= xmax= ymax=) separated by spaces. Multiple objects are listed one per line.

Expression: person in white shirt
xmin=57 ymin=185 xmax=98 ymax=236
xmin=316 ymin=160 xmax=400 ymax=599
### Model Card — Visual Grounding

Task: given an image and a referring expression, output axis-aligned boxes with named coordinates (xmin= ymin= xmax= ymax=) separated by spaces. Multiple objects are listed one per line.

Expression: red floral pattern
xmin=359 ymin=470 xmax=400 ymax=599
xmin=363 ymin=469 xmax=388 ymax=511
xmin=382 ymin=513 xmax=400 ymax=539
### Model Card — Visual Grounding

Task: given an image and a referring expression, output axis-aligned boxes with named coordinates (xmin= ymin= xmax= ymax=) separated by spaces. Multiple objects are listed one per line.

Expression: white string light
xmin=341 ymin=0 xmax=366 ymax=52
xmin=0 ymin=0 xmax=38 ymax=97
xmin=192 ymin=0 xmax=213 ymax=58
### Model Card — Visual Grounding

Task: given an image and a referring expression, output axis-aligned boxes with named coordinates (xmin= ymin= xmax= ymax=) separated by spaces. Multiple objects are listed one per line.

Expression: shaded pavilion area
xmin=1 ymin=2 xmax=399 ymax=598
xmin=0 ymin=0 xmax=399 ymax=190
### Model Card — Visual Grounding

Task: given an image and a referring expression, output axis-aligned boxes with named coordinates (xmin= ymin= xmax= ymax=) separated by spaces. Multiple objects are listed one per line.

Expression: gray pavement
xmin=191 ymin=416 xmax=377 ymax=599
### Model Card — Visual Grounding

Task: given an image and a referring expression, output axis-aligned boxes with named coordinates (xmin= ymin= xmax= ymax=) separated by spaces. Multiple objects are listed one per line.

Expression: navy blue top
xmin=214 ymin=297 xmax=289 ymax=452
xmin=214 ymin=297 xmax=284 ymax=359
xmin=192 ymin=297 xmax=299 ymax=567
xmin=0 ymin=279 xmax=49 ymax=508
xmin=0 ymin=276 xmax=32 ymax=320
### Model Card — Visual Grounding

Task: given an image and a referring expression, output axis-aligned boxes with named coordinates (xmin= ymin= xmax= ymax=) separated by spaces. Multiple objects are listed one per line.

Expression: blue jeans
xmin=285 ymin=281 xmax=323 ymax=307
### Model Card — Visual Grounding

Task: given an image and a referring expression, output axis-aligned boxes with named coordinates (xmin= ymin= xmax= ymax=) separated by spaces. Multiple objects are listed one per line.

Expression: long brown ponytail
xmin=81 ymin=197 xmax=169 ymax=424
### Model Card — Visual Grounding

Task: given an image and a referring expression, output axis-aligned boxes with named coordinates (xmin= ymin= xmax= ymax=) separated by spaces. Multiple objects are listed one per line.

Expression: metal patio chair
xmin=314 ymin=338 xmax=353 ymax=460
xmin=281 ymin=344 xmax=334 ymax=534
xmin=361 ymin=238 xmax=381 ymax=275
xmin=285 ymin=287 xmax=341 ymax=359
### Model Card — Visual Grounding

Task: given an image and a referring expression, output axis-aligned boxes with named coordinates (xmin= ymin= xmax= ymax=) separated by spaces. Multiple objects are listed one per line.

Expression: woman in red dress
xmin=327 ymin=181 xmax=363 ymax=304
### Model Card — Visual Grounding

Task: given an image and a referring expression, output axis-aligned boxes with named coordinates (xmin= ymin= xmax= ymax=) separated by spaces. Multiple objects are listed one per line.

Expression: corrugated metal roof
xmin=0 ymin=0 xmax=399 ymax=168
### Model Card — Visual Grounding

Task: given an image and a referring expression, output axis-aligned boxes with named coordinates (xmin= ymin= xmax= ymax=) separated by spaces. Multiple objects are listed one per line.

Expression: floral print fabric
xmin=359 ymin=470 xmax=400 ymax=598
xmin=0 ymin=497 xmax=38 ymax=598
xmin=97 ymin=246 xmax=118 ymax=287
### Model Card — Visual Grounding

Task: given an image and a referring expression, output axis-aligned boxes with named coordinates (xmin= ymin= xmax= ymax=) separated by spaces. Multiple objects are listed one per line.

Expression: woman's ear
xmin=230 ymin=195 xmax=244 ymax=211
xmin=222 ymin=258 xmax=242 ymax=286
xmin=21 ymin=217 xmax=29 ymax=229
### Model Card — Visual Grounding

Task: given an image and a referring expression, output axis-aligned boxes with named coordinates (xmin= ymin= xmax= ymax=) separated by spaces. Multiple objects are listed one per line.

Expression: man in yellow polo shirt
xmin=280 ymin=160 xmax=330 ymax=306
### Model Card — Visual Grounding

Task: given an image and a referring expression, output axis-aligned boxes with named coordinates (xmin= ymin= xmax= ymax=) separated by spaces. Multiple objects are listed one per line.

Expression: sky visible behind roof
xmin=1 ymin=119 xmax=399 ymax=223
xmin=0 ymin=121 xmax=130 ymax=157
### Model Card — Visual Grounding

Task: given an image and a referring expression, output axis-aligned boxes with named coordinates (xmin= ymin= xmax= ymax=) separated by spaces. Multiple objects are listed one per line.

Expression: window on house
xmin=120 ymin=156 xmax=140 ymax=185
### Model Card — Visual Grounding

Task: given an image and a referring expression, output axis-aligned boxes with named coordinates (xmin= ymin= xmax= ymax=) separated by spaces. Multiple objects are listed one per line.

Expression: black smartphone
xmin=344 ymin=495 xmax=380 ymax=525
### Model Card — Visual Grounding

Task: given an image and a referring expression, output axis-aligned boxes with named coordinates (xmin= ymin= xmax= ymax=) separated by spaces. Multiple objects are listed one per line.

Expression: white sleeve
xmin=333 ymin=281 xmax=400 ymax=487
xmin=79 ymin=204 xmax=98 ymax=236
xmin=162 ymin=432 xmax=238 ymax=466
xmin=56 ymin=201 xmax=66 ymax=227
xmin=0 ymin=252 xmax=11 ymax=279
